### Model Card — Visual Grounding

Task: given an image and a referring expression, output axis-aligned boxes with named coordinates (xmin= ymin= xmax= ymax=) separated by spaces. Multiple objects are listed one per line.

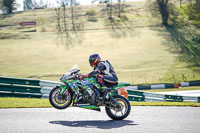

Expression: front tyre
xmin=49 ymin=86 xmax=72 ymax=110
xmin=105 ymin=95 xmax=131 ymax=120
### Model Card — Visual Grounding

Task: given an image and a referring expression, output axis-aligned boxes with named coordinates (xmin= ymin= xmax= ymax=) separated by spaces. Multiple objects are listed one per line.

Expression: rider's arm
xmin=88 ymin=62 xmax=105 ymax=77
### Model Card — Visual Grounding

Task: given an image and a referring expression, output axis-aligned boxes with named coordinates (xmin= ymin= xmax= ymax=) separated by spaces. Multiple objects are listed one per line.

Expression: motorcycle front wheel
xmin=49 ymin=86 xmax=73 ymax=110
xmin=105 ymin=95 xmax=131 ymax=120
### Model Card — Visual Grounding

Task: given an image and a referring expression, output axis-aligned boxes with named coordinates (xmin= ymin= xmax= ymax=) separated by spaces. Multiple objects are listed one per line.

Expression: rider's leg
xmin=97 ymin=75 xmax=117 ymax=99
xmin=103 ymin=75 xmax=118 ymax=84
xmin=102 ymin=75 xmax=118 ymax=99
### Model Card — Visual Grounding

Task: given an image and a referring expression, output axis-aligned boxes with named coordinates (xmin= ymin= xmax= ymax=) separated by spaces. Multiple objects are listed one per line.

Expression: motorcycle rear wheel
xmin=49 ymin=86 xmax=72 ymax=110
xmin=105 ymin=95 xmax=131 ymax=120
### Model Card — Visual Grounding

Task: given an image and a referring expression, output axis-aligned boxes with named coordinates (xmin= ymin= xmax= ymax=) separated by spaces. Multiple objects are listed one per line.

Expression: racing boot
xmin=99 ymin=87 xmax=110 ymax=100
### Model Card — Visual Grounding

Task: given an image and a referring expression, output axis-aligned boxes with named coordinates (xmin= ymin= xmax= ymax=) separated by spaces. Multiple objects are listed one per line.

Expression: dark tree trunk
xmin=63 ymin=2 xmax=69 ymax=37
xmin=3 ymin=0 xmax=15 ymax=14
xmin=55 ymin=7 xmax=62 ymax=33
xmin=156 ymin=0 xmax=169 ymax=26
xmin=189 ymin=0 xmax=192 ymax=6
xmin=8 ymin=7 xmax=13 ymax=14
xmin=106 ymin=0 xmax=113 ymax=20
xmin=71 ymin=2 xmax=76 ymax=31
xmin=118 ymin=0 xmax=121 ymax=18
xmin=110 ymin=0 xmax=113 ymax=19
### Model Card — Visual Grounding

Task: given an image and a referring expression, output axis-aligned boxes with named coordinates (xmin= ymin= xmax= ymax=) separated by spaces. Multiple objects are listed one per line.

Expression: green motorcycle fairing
xmin=59 ymin=76 xmax=129 ymax=111
xmin=78 ymin=105 xmax=101 ymax=111
xmin=59 ymin=77 xmax=102 ymax=111
xmin=60 ymin=78 xmax=101 ymax=93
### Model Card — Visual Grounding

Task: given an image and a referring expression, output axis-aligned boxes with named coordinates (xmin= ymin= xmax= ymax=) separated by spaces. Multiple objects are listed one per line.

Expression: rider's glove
xmin=80 ymin=74 xmax=89 ymax=80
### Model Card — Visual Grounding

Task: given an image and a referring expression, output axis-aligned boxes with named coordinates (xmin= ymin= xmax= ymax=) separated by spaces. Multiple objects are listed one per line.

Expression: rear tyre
xmin=105 ymin=95 xmax=131 ymax=120
xmin=49 ymin=86 xmax=72 ymax=110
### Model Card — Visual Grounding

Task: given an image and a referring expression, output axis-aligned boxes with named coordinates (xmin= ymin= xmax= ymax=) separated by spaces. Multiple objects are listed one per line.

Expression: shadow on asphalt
xmin=49 ymin=120 xmax=137 ymax=129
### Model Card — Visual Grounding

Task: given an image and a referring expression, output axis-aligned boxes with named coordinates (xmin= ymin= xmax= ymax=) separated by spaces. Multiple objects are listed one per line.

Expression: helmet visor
xmin=89 ymin=58 xmax=95 ymax=67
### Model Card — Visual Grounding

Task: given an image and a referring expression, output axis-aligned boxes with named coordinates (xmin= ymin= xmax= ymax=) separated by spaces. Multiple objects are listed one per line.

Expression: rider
xmin=81 ymin=54 xmax=118 ymax=99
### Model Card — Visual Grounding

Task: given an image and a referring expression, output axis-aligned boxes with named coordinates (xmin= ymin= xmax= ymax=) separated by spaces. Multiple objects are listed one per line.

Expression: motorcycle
xmin=49 ymin=65 xmax=131 ymax=120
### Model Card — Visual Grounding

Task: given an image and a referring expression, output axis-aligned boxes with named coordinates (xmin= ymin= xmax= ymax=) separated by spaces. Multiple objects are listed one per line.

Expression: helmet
xmin=89 ymin=54 xmax=101 ymax=67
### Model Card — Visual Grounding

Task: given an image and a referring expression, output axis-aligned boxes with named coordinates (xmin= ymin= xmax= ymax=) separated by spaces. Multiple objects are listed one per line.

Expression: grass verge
xmin=0 ymin=97 xmax=200 ymax=108
xmin=0 ymin=97 xmax=51 ymax=108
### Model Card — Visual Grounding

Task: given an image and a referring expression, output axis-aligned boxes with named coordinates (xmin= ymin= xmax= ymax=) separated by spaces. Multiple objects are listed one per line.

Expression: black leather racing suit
xmin=88 ymin=60 xmax=118 ymax=87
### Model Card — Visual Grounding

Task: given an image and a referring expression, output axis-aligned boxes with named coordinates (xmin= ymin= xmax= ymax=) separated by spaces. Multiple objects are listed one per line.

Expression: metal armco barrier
xmin=125 ymin=88 xmax=200 ymax=103
xmin=0 ymin=77 xmax=65 ymax=99
xmin=0 ymin=76 xmax=42 ymax=98
xmin=181 ymin=81 xmax=200 ymax=87
xmin=39 ymin=80 xmax=63 ymax=99
xmin=125 ymin=83 xmax=179 ymax=90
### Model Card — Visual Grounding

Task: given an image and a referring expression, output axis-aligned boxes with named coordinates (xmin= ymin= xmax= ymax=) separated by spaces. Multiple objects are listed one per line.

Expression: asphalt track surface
xmin=0 ymin=106 xmax=200 ymax=133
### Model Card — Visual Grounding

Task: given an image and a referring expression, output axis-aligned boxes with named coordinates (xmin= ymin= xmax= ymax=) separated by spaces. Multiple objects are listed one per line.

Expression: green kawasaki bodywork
xmin=78 ymin=105 xmax=101 ymax=111
xmin=59 ymin=77 xmax=130 ymax=111
xmin=59 ymin=78 xmax=100 ymax=95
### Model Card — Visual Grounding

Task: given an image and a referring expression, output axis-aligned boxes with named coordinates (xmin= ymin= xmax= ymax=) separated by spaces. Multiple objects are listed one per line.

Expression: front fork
xmin=59 ymin=85 xmax=70 ymax=98
xmin=108 ymin=94 xmax=121 ymax=108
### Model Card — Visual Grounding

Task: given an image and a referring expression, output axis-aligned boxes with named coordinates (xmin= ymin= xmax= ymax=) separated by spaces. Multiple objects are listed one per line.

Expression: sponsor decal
xmin=20 ymin=21 xmax=36 ymax=26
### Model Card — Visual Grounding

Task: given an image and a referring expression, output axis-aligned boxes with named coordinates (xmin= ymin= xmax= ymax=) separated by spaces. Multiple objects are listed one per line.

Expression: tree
xmin=55 ymin=0 xmax=85 ymax=46
xmin=156 ymin=0 xmax=169 ymax=26
xmin=39 ymin=0 xmax=44 ymax=7
xmin=104 ymin=0 xmax=113 ymax=20
xmin=98 ymin=0 xmax=109 ymax=3
xmin=118 ymin=0 xmax=121 ymax=18
xmin=0 ymin=0 xmax=3 ymax=11
xmin=86 ymin=9 xmax=97 ymax=21
xmin=61 ymin=0 xmax=69 ymax=36
xmin=180 ymin=0 xmax=183 ymax=8
xmin=31 ymin=0 xmax=48 ymax=9
xmin=23 ymin=0 xmax=33 ymax=10
xmin=1 ymin=0 xmax=17 ymax=14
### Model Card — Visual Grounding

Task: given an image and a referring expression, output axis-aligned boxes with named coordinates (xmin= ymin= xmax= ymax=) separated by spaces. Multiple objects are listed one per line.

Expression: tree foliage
xmin=0 ymin=0 xmax=2 ymax=11
xmin=1 ymin=0 xmax=17 ymax=14
xmin=164 ymin=1 xmax=200 ymax=67
xmin=86 ymin=9 xmax=97 ymax=21
xmin=23 ymin=0 xmax=33 ymax=10
xmin=178 ymin=2 xmax=200 ymax=27
xmin=86 ymin=9 xmax=96 ymax=16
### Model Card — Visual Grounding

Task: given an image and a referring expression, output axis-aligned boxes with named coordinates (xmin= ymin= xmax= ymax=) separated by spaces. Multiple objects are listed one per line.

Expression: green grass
xmin=0 ymin=97 xmax=51 ymax=108
xmin=144 ymin=86 xmax=200 ymax=92
xmin=0 ymin=97 xmax=200 ymax=108
xmin=0 ymin=1 xmax=200 ymax=84
xmin=0 ymin=26 xmax=179 ymax=84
